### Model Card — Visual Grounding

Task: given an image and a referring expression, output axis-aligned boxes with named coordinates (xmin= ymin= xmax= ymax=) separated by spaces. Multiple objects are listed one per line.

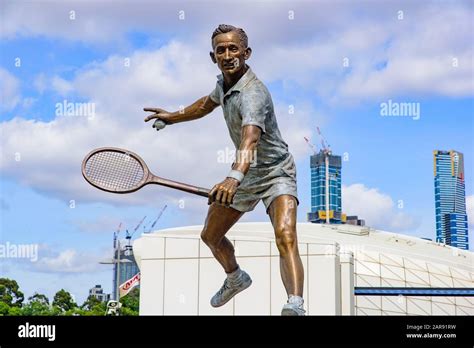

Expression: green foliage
xmin=0 ymin=278 xmax=24 ymax=307
xmin=22 ymin=295 xmax=53 ymax=316
xmin=119 ymin=287 xmax=139 ymax=316
xmin=119 ymin=306 xmax=138 ymax=316
xmin=81 ymin=295 xmax=102 ymax=310
xmin=50 ymin=305 xmax=64 ymax=316
xmin=8 ymin=306 xmax=22 ymax=316
xmin=64 ymin=307 xmax=88 ymax=316
xmin=81 ymin=295 xmax=107 ymax=315
xmin=29 ymin=293 xmax=49 ymax=305
xmin=21 ymin=302 xmax=49 ymax=316
xmin=0 ymin=301 xmax=10 ymax=315
xmin=0 ymin=278 xmax=137 ymax=316
xmin=52 ymin=289 xmax=77 ymax=313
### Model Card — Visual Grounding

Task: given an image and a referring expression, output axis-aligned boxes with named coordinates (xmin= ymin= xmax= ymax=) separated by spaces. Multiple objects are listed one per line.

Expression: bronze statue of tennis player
xmin=144 ymin=24 xmax=305 ymax=315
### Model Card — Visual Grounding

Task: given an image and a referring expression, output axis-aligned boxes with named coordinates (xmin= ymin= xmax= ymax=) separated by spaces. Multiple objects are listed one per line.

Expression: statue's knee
xmin=275 ymin=226 xmax=296 ymax=254
xmin=201 ymin=229 xmax=210 ymax=244
xmin=201 ymin=229 xmax=218 ymax=248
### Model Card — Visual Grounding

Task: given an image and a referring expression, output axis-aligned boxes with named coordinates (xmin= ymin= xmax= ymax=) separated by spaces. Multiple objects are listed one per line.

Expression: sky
xmin=0 ymin=0 xmax=473 ymax=304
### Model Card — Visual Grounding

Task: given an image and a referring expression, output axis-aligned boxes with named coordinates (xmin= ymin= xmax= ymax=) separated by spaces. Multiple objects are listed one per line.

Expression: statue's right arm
xmin=144 ymin=96 xmax=219 ymax=125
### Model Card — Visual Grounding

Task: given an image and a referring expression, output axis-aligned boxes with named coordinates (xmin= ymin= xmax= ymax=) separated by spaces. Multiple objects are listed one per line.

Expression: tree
xmin=22 ymin=293 xmax=52 ymax=316
xmin=21 ymin=301 xmax=52 ymax=316
xmin=65 ymin=307 xmax=88 ymax=316
xmin=0 ymin=278 xmax=24 ymax=307
xmin=8 ymin=306 xmax=22 ymax=316
xmin=81 ymin=295 xmax=101 ymax=311
xmin=119 ymin=287 xmax=139 ymax=316
xmin=81 ymin=295 xmax=106 ymax=316
xmin=28 ymin=293 xmax=49 ymax=306
xmin=0 ymin=301 xmax=10 ymax=315
xmin=52 ymin=289 xmax=77 ymax=313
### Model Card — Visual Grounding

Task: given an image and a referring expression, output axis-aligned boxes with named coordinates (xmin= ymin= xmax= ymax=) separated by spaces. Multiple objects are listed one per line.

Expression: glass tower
xmin=113 ymin=243 xmax=140 ymax=300
xmin=308 ymin=150 xmax=344 ymax=224
xmin=434 ymin=150 xmax=468 ymax=250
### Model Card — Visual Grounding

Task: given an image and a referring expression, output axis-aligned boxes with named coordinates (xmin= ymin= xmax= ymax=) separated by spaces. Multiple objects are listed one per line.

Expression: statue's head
xmin=210 ymin=24 xmax=252 ymax=76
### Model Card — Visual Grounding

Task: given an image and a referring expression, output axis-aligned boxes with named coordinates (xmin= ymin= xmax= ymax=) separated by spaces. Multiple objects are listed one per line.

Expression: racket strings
xmin=85 ymin=151 xmax=145 ymax=191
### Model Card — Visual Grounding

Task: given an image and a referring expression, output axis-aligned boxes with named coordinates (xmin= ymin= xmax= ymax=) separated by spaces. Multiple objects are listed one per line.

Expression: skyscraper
xmin=113 ymin=243 xmax=140 ymax=300
xmin=434 ymin=150 xmax=469 ymax=250
xmin=308 ymin=150 xmax=345 ymax=224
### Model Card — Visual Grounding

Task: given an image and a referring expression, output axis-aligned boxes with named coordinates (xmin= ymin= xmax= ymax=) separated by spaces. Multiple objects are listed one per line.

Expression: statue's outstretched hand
xmin=144 ymin=107 xmax=172 ymax=131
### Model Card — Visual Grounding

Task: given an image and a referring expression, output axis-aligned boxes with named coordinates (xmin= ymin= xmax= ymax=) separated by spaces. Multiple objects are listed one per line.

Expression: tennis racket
xmin=82 ymin=147 xmax=210 ymax=197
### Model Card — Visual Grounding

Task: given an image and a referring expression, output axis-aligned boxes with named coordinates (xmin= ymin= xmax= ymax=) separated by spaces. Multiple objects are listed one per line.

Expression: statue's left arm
xmin=208 ymin=125 xmax=261 ymax=206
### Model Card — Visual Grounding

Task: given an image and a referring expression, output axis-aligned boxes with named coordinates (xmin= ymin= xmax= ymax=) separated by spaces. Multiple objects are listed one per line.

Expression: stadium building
xmin=133 ymin=222 xmax=473 ymax=315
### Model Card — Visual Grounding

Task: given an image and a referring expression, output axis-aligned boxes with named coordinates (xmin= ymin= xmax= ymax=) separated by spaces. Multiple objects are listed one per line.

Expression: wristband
xmin=227 ymin=169 xmax=245 ymax=183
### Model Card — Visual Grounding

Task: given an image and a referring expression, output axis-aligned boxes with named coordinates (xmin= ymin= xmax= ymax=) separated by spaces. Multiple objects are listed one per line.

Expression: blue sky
xmin=1 ymin=0 xmax=473 ymax=303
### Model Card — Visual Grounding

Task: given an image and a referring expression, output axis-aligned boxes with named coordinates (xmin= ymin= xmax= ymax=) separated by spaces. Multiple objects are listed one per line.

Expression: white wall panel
xmin=163 ymin=259 xmax=198 ymax=315
xmin=165 ymin=238 xmax=199 ymax=259
xmin=235 ymin=256 xmax=271 ymax=315
xmin=139 ymin=260 xmax=164 ymax=315
xmin=198 ymin=259 xmax=234 ymax=315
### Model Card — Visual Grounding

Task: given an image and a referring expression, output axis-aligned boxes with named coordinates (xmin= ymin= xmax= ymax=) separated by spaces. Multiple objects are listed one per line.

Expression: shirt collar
xmin=217 ymin=66 xmax=256 ymax=97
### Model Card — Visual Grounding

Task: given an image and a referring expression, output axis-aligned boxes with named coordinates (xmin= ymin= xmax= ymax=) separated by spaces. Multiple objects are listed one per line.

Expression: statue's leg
xmin=201 ymin=202 xmax=244 ymax=273
xmin=268 ymin=194 xmax=304 ymax=296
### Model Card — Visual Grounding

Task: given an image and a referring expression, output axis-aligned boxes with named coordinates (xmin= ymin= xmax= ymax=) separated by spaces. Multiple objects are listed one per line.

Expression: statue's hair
xmin=211 ymin=24 xmax=248 ymax=48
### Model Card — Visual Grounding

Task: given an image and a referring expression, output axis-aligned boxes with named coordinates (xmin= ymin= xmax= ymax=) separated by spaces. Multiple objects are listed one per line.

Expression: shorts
xmin=230 ymin=153 xmax=299 ymax=214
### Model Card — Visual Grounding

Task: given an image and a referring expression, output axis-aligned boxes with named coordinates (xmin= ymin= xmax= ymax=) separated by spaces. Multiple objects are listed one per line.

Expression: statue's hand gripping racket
xmin=82 ymin=147 xmax=210 ymax=197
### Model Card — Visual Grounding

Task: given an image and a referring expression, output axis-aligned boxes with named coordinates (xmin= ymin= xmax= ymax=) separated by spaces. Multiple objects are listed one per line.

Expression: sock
xmin=288 ymin=294 xmax=304 ymax=306
xmin=226 ymin=266 xmax=242 ymax=283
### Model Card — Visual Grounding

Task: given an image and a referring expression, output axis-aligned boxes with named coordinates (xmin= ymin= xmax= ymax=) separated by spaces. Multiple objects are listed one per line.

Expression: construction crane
xmin=304 ymin=136 xmax=317 ymax=155
xmin=127 ymin=216 xmax=146 ymax=240
xmin=316 ymin=126 xmax=331 ymax=223
xmin=125 ymin=216 xmax=147 ymax=254
xmin=316 ymin=126 xmax=331 ymax=155
xmin=101 ymin=222 xmax=130 ymax=301
xmin=113 ymin=222 xmax=122 ymax=249
xmin=145 ymin=205 xmax=168 ymax=233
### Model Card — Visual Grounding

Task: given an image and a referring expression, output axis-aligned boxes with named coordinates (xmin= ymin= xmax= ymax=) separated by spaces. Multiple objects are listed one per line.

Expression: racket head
xmin=82 ymin=147 xmax=150 ymax=193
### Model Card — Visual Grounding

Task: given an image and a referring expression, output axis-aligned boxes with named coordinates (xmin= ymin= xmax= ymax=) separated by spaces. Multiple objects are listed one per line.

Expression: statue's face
xmin=211 ymin=31 xmax=250 ymax=75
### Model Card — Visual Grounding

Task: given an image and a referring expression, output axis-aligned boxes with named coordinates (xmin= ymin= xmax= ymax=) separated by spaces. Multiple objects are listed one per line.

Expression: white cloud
xmin=51 ymin=76 xmax=73 ymax=95
xmin=0 ymin=68 xmax=21 ymax=111
xmin=337 ymin=6 xmax=474 ymax=100
xmin=3 ymin=244 xmax=109 ymax=274
xmin=253 ymin=6 xmax=473 ymax=102
xmin=1 ymin=0 xmax=471 ymax=225
xmin=2 ymin=1 xmax=472 ymax=100
xmin=342 ymin=183 xmax=419 ymax=232
xmin=33 ymin=73 xmax=47 ymax=94
xmin=0 ymin=41 xmax=314 ymax=211
xmin=32 ymin=247 xmax=107 ymax=274
xmin=0 ymin=1 xmax=348 ymax=43
xmin=467 ymin=195 xmax=474 ymax=228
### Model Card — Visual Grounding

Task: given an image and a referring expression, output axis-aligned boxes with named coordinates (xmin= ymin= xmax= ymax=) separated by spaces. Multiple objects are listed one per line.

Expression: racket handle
xmin=150 ymin=176 xmax=210 ymax=198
